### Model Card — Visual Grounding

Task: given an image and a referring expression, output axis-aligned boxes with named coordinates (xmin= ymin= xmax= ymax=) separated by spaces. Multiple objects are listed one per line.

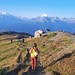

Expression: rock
xmin=34 ymin=30 xmax=44 ymax=38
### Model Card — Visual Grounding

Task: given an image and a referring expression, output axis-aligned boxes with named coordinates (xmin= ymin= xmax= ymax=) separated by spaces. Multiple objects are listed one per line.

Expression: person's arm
xmin=29 ymin=48 xmax=33 ymax=53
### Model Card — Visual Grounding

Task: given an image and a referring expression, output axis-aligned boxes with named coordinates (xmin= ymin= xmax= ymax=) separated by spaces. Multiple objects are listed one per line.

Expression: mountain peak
xmin=41 ymin=14 xmax=48 ymax=17
xmin=0 ymin=11 xmax=9 ymax=15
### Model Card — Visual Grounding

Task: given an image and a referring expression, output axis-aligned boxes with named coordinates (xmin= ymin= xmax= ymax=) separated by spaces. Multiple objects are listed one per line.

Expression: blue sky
xmin=0 ymin=0 xmax=75 ymax=18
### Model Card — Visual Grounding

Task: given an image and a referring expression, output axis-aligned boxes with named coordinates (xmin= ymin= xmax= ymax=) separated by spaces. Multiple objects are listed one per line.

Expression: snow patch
xmin=0 ymin=11 xmax=8 ymax=15
xmin=41 ymin=14 xmax=48 ymax=17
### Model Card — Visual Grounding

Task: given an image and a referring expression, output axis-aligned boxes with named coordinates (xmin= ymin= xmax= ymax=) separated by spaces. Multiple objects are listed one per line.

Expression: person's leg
xmin=36 ymin=57 xmax=37 ymax=67
xmin=34 ymin=57 xmax=37 ymax=70
xmin=31 ymin=57 xmax=34 ymax=69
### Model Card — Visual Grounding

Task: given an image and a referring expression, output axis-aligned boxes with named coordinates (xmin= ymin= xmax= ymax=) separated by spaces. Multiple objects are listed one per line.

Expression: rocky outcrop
xmin=34 ymin=30 xmax=44 ymax=38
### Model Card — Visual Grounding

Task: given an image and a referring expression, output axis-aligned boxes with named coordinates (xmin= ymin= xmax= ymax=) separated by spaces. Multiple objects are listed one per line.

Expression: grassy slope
xmin=0 ymin=38 xmax=28 ymax=75
xmin=26 ymin=32 xmax=75 ymax=75
xmin=0 ymin=32 xmax=75 ymax=75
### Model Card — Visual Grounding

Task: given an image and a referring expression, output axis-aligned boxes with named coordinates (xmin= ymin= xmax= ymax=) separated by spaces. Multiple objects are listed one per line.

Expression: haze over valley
xmin=0 ymin=11 xmax=75 ymax=35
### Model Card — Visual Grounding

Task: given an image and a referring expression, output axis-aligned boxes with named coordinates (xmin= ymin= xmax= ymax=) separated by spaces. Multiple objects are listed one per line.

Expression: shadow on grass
xmin=44 ymin=50 xmax=75 ymax=69
xmin=53 ymin=71 xmax=61 ymax=75
xmin=17 ymin=52 xmax=22 ymax=63
xmin=2 ymin=48 xmax=45 ymax=75
xmin=0 ymin=67 xmax=10 ymax=75
xmin=6 ymin=49 xmax=30 ymax=75
xmin=6 ymin=64 xmax=27 ymax=75
xmin=23 ymin=48 xmax=30 ymax=63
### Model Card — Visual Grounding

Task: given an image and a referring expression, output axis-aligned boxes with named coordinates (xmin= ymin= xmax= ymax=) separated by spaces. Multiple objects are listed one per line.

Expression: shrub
xmin=47 ymin=33 xmax=57 ymax=38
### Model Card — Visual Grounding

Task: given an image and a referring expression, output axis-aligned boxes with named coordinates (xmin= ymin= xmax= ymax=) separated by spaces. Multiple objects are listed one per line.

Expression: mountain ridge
xmin=0 ymin=11 xmax=75 ymax=35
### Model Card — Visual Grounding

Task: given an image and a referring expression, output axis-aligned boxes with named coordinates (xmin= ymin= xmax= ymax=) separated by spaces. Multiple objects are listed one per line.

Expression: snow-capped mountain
xmin=41 ymin=14 xmax=48 ymax=17
xmin=0 ymin=11 xmax=75 ymax=35
xmin=0 ymin=11 xmax=9 ymax=15
xmin=0 ymin=11 xmax=22 ymax=23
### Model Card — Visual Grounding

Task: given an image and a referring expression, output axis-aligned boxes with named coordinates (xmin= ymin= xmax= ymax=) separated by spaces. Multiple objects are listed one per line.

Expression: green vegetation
xmin=47 ymin=33 xmax=57 ymax=38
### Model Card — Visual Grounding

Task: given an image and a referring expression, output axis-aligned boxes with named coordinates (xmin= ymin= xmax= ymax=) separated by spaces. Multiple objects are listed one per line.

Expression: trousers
xmin=31 ymin=57 xmax=37 ymax=70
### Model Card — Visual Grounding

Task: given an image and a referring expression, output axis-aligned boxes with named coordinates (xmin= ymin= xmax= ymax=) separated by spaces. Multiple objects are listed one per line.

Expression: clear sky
xmin=0 ymin=0 xmax=75 ymax=18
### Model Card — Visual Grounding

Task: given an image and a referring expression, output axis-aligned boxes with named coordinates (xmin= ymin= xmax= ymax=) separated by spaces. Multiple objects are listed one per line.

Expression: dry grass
xmin=27 ymin=32 xmax=75 ymax=75
xmin=0 ymin=32 xmax=75 ymax=75
xmin=0 ymin=36 xmax=28 ymax=74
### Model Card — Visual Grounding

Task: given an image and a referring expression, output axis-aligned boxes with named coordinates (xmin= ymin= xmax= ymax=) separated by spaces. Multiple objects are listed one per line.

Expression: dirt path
xmin=6 ymin=51 xmax=46 ymax=75
xmin=23 ymin=57 xmax=46 ymax=75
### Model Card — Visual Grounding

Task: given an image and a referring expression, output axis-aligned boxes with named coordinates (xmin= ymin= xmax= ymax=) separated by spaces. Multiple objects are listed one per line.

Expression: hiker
xmin=29 ymin=43 xmax=39 ymax=70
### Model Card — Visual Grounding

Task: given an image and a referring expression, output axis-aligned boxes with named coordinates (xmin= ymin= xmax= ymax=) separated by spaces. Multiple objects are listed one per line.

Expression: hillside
xmin=0 ymin=31 xmax=31 ymax=39
xmin=0 ymin=31 xmax=75 ymax=75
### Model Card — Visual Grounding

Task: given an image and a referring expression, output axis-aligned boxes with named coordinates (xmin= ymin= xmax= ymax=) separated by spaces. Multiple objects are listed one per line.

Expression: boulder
xmin=34 ymin=30 xmax=44 ymax=38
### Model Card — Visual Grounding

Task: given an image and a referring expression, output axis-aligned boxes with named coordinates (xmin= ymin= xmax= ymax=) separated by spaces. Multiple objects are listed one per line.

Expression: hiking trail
xmin=6 ymin=50 xmax=46 ymax=75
